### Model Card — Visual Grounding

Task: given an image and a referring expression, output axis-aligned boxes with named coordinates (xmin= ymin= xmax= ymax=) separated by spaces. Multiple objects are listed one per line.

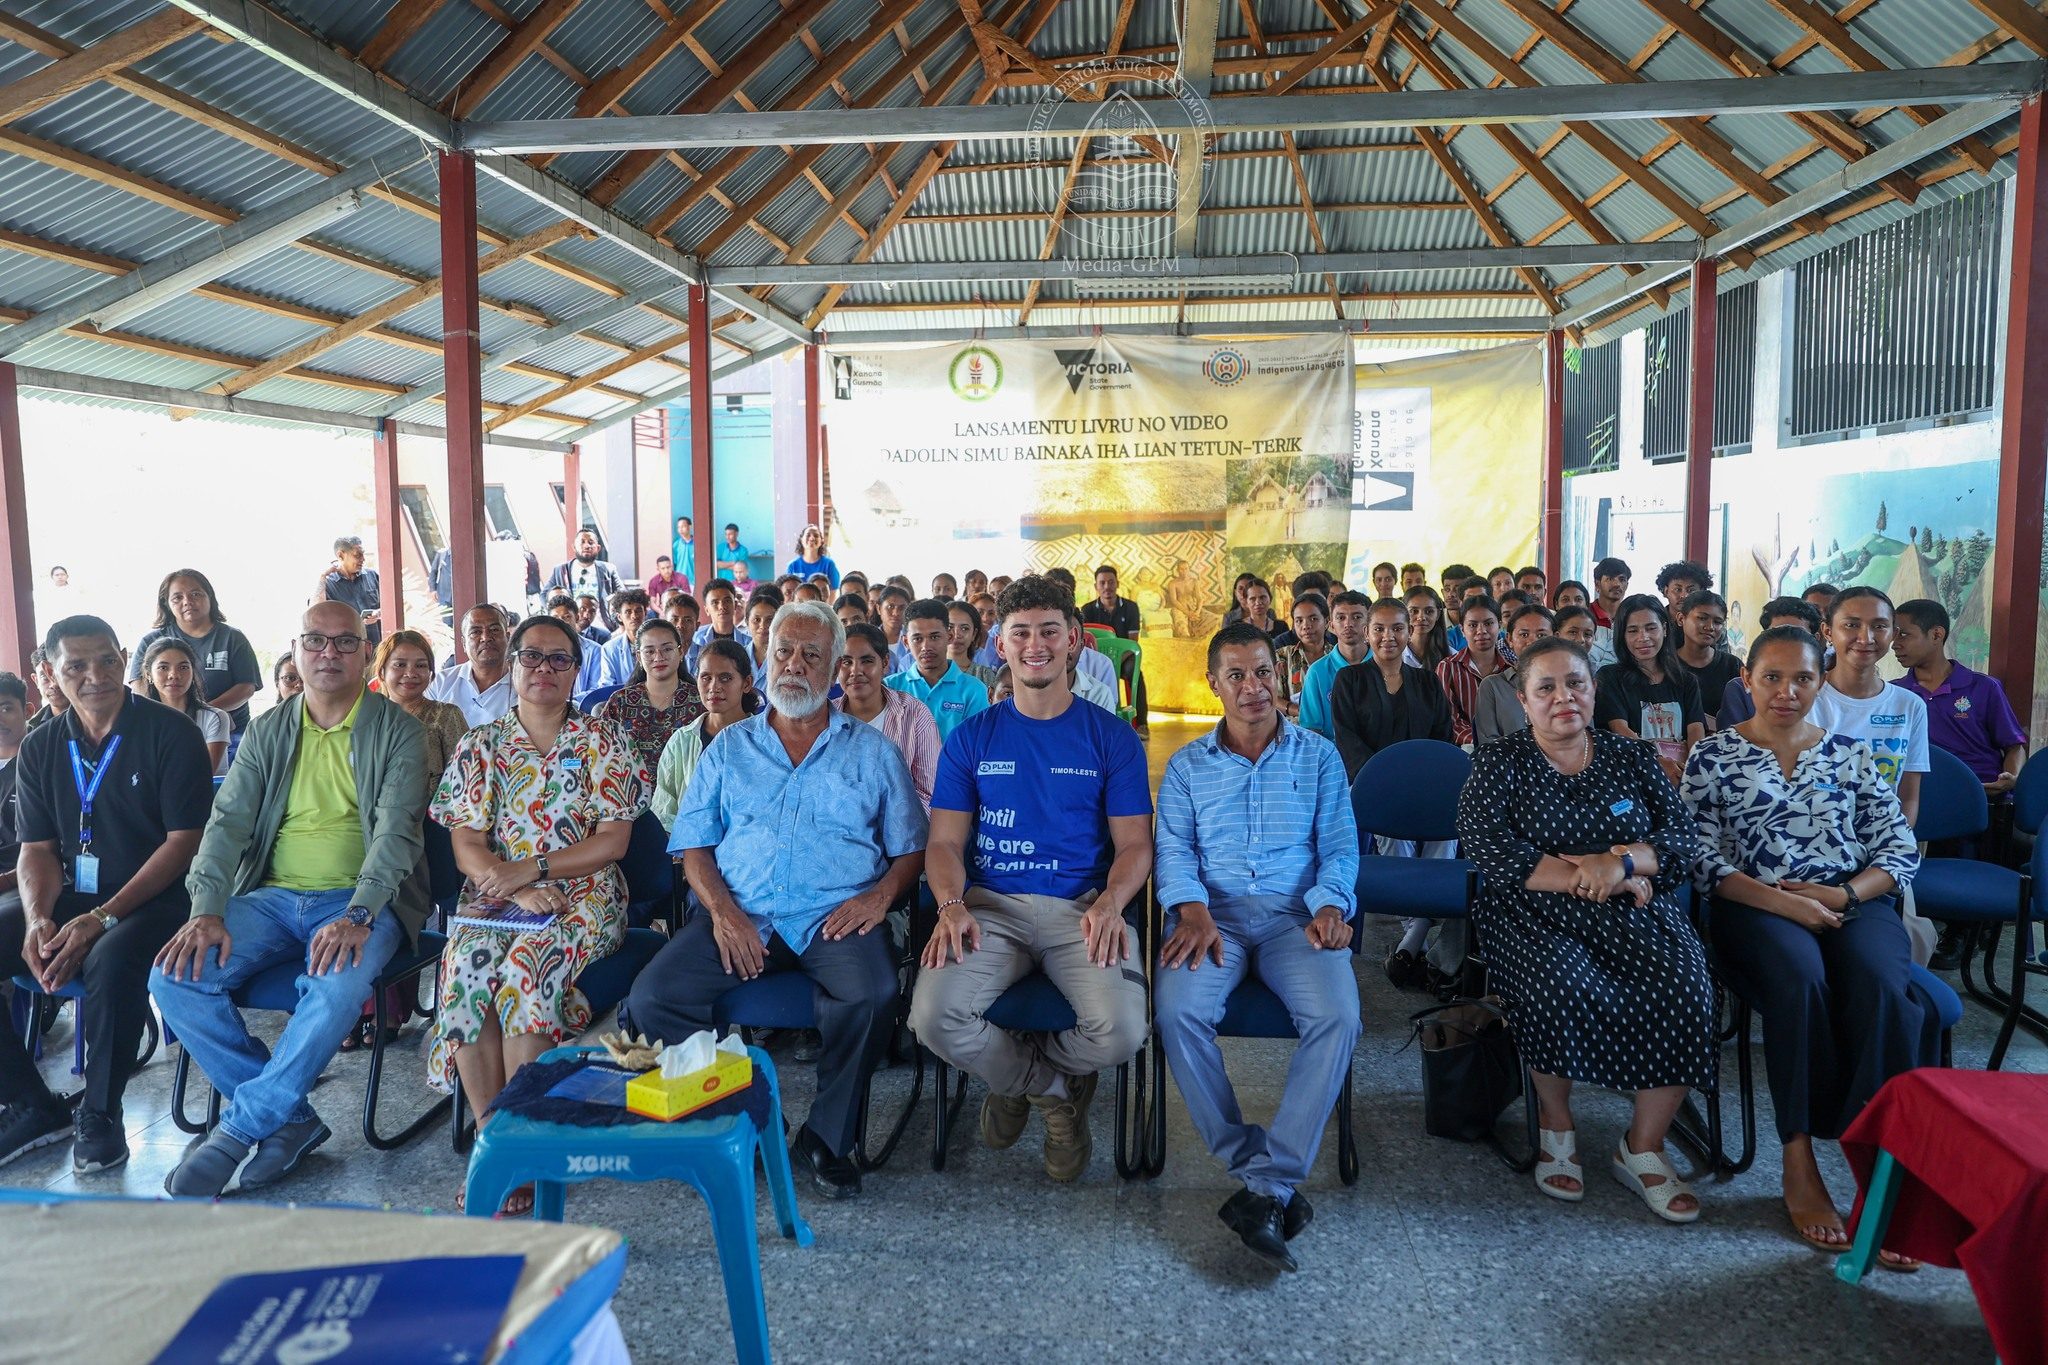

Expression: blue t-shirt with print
xmin=932 ymin=697 xmax=1152 ymax=901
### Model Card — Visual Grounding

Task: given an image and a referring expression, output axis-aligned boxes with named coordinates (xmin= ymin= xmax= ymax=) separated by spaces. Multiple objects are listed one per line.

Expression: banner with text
xmin=824 ymin=334 xmax=1353 ymax=713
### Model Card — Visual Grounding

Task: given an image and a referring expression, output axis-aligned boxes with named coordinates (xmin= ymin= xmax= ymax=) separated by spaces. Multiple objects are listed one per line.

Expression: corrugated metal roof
xmin=0 ymin=0 xmax=2036 ymax=445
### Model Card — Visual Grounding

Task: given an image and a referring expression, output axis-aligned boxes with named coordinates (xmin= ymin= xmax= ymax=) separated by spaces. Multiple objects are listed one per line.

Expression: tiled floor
xmin=3 ymin=718 xmax=2040 ymax=1363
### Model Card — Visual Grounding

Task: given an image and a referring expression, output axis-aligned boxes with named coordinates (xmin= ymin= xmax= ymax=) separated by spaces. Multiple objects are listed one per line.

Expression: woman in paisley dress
xmin=593 ymin=617 xmax=704 ymax=779
xmin=1680 ymin=626 xmax=1930 ymax=1266
xmin=429 ymin=616 xmax=647 ymax=1201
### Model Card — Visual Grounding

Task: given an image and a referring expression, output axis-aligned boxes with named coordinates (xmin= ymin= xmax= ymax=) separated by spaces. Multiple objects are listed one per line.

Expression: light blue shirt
xmin=885 ymin=663 xmax=990 ymax=744
xmin=1154 ymin=718 xmax=1359 ymax=920
xmin=972 ymin=642 xmax=1001 ymax=671
xmin=596 ymin=631 xmax=638 ymax=689
xmin=1297 ymin=649 xmax=1359 ymax=739
xmin=715 ymin=542 xmax=751 ymax=582
xmin=671 ymin=710 xmax=928 ymax=952
xmin=686 ymin=624 xmax=752 ymax=677
xmin=888 ymin=641 xmax=913 ymax=675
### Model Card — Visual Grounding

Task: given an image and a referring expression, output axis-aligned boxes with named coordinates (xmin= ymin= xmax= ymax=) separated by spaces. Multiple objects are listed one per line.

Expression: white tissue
xmin=655 ymin=1029 xmax=750 ymax=1077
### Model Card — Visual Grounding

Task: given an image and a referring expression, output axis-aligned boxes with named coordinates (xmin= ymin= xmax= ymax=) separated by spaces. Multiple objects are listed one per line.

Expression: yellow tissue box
xmin=625 ymin=1051 xmax=753 ymax=1122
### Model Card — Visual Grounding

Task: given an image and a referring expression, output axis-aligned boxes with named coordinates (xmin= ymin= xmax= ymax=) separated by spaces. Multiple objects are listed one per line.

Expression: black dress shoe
xmin=1282 ymin=1191 xmax=1313 ymax=1241
xmin=1930 ymin=926 xmax=1965 ymax=972
xmin=1218 ymin=1190 xmax=1298 ymax=1272
xmin=791 ymin=1125 xmax=861 ymax=1199
xmin=1384 ymin=949 xmax=1424 ymax=991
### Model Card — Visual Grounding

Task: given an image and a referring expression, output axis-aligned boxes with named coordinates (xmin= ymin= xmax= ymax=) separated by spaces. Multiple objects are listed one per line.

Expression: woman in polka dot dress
xmin=1456 ymin=636 xmax=1715 ymax=1223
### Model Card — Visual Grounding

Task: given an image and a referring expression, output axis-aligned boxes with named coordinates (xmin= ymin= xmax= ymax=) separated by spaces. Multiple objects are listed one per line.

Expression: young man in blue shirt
xmin=1154 ymin=623 xmax=1359 ymax=1271
xmin=887 ymin=599 xmax=989 ymax=744
xmin=910 ymin=576 xmax=1152 ymax=1182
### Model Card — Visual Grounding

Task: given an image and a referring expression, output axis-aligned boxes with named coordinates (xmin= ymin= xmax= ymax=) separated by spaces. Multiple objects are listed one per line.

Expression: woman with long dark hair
xmin=141 ymin=636 xmax=230 ymax=774
xmin=1595 ymin=593 xmax=1703 ymax=780
xmin=595 ymin=618 xmax=704 ymax=777
xmin=130 ymin=569 xmax=262 ymax=735
xmin=1402 ymin=585 xmax=1451 ymax=672
xmin=651 ymin=637 xmax=756 ymax=830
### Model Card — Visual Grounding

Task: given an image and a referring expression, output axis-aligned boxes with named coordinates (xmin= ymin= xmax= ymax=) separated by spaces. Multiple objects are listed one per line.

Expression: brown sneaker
xmin=980 ymin=1091 xmax=1030 ymax=1150
xmin=1031 ymin=1071 xmax=1098 ymax=1182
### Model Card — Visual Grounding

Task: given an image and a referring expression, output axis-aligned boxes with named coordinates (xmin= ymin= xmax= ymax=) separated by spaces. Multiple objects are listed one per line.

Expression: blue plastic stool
xmin=463 ymin=1045 xmax=813 ymax=1365
xmin=12 ymin=975 xmax=86 ymax=1076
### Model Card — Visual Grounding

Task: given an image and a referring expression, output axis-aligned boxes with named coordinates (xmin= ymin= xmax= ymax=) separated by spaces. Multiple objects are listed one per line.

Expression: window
xmin=1641 ymin=282 xmax=1757 ymax=462
xmin=1562 ymin=338 xmax=1620 ymax=474
xmin=397 ymin=486 xmax=444 ymax=563
xmin=482 ymin=484 xmax=520 ymax=539
xmin=549 ymin=481 xmax=604 ymax=551
xmin=1789 ymin=182 xmax=2002 ymax=441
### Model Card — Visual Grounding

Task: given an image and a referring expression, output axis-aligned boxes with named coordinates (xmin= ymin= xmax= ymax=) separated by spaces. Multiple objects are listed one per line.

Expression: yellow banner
xmin=823 ymin=334 xmax=1353 ymax=712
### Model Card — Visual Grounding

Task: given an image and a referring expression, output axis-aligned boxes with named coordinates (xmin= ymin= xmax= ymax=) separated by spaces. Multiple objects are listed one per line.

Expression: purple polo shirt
xmin=1894 ymin=661 xmax=2027 ymax=782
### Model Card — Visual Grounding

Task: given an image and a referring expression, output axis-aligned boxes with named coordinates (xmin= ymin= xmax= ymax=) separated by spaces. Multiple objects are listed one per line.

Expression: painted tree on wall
xmin=1876 ymin=500 xmax=1889 ymax=533
xmin=1921 ymin=527 xmax=1935 ymax=554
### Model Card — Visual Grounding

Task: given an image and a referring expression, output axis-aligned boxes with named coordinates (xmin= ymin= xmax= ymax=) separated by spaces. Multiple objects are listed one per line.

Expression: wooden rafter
xmin=0 ymin=128 xmax=234 ymax=222
xmin=1962 ymin=0 xmax=2048 ymax=57
xmin=1762 ymin=0 xmax=1999 ymax=171
xmin=1018 ymin=137 xmax=1094 ymax=324
xmin=211 ymin=221 xmax=586 ymax=397
xmin=588 ymin=0 xmax=840 ymax=209
xmin=449 ymin=0 xmax=581 ymax=117
xmin=1265 ymin=3 xmax=1397 ymax=97
xmin=0 ymin=10 xmax=204 ymax=124
xmin=355 ymin=0 xmax=451 ymax=71
xmin=486 ymin=328 xmax=689 ymax=431
xmin=1276 ymin=132 xmax=1345 ymax=318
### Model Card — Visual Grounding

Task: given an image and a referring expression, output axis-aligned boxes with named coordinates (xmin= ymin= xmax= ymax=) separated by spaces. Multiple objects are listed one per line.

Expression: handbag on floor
xmin=1406 ymin=997 xmax=1522 ymax=1142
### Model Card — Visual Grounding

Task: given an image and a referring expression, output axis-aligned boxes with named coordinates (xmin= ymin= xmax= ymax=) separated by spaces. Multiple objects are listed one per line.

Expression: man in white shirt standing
xmin=425 ymin=605 xmax=514 ymax=727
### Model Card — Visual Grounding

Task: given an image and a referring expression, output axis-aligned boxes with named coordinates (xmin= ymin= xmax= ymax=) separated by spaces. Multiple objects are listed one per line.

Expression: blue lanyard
xmin=69 ymin=734 xmax=120 ymax=850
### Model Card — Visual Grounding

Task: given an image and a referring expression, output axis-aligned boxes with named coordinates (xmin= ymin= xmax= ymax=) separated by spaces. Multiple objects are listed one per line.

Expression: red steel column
xmin=1683 ymin=256 xmax=1718 ymax=565
xmin=0 ymin=363 xmax=35 ymax=688
xmin=1541 ymin=330 xmax=1565 ymax=578
xmin=371 ymin=419 xmax=405 ymax=633
xmin=1991 ymin=98 xmax=2048 ymax=713
xmin=563 ymin=442 xmax=582 ymax=557
xmin=688 ymin=283 xmax=715 ymax=592
xmin=439 ymin=151 xmax=487 ymax=657
xmin=804 ymin=342 xmax=823 ymax=526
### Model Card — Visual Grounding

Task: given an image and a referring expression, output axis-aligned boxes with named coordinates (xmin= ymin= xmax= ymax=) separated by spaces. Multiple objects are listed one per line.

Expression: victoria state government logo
xmin=949 ymin=346 xmax=1002 ymax=401
xmin=1203 ymin=347 xmax=1248 ymax=387
xmin=1054 ymin=346 xmax=1134 ymax=394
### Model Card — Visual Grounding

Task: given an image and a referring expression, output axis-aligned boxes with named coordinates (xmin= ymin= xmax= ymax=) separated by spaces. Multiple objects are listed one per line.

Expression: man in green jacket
xmin=152 ymin=601 xmax=431 ymax=1198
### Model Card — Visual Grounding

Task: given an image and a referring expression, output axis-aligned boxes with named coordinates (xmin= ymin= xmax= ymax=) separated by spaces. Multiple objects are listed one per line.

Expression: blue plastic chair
xmin=618 ymin=810 xmax=677 ymax=929
xmin=1348 ymin=740 xmax=1478 ymax=933
xmin=1914 ymin=746 xmax=2041 ymax=1070
xmin=462 ymin=1044 xmax=811 ymax=1365
xmin=1219 ymin=977 xmax=1359 ymax=1184
xmin=10 ymin=975 xmax=161 ymax=1078
xmin=915 ymin=901 xmax=1157 ymax=1177
xmin=576 ymin=683 xmax=623 ymax=713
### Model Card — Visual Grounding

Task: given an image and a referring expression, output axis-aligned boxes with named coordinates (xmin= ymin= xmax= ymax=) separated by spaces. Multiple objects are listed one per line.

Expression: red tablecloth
xmin=1842 ymin=1069 xmax=2048 ymax=1365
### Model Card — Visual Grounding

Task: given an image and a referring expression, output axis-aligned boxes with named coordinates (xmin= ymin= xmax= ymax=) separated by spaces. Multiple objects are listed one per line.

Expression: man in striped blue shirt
xmin=1153 ymin=622 xmax=1360 ymax=1273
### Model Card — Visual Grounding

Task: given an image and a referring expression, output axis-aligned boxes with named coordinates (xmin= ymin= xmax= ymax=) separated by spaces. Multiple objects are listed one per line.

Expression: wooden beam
xmin=486 ymin=328 xmax=688 ymax=430
xmin=0 ymin=10 xmax=203 ymax=124
xmin=213 ymin=221 xmax=583 ymax=397
xmin=1963 ymin=0 xmax=2048 ymax=58
xmin=1266 ymin=4 xmax=1397 ymax=97
xmin=0 ymin=129 xmax=234 ymax=223
xmin=356 ymin=0 xmax=451 ymax=71
xmin=450 ymin=0 xmax=581 ymax=118
xmin=1412 ymin=123 xmax=1562 ymax=312
xmin=1763 ymin=0 xmax=2000 ymax=171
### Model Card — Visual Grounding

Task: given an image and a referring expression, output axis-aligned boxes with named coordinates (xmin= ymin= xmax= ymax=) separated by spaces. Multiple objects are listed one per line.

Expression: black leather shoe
xmin=791 ymin=1125 xmax=861 ymax=1199
xmin=1218 ymin=1190 xmax=1298 ymax=1272
xmin=1282 ymin=1191 xmax=1313 ymax=1241
xmin=1384 ymin=949 xmax=1424 ymax=991
xmin=1930 ymin=926 xmax=1965 ymax=972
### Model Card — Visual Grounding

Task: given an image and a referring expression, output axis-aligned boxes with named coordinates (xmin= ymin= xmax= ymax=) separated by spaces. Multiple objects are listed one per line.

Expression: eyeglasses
xmin=299 ymin=633 xmax=364 ymax=654
xmin=514 ymin=648 xmax=577 ymax=673
xmin=639 ymin=643 xmax=680 ymax=660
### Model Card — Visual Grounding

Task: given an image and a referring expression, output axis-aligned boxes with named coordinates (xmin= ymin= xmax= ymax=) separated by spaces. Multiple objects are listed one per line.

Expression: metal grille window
xmin=1562 ymin=338 xmax=1620 ymax=474
xmin=1642 ymin=283 xmax=1758 ymax=462
xmin=1790 ymin=183 xmax=2002 ymax=440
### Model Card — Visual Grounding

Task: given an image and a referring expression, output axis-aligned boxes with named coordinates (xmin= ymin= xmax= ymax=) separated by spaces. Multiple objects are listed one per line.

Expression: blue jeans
xmin=149 ymin=886 xmax=403 ymax=1146
xmin=1153 ymin=897 xmax=1361 ymax=1202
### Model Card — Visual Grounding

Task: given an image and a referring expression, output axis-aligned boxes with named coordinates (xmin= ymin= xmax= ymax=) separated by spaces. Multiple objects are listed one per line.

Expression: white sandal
xmin=1610 ymin=1139 xmax=1700 ymax=1223
xmin=1533 ymin=1128 xmax=1583 ymax=1202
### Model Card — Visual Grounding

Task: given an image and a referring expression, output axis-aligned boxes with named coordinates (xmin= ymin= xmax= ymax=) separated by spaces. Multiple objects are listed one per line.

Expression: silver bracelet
xmin=936 ymin=897 xmax=966 ymax=913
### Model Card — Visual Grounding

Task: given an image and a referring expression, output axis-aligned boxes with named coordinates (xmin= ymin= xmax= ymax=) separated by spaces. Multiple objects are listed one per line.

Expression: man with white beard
xmin=627 ymin=601 xmax=928 ymax=1200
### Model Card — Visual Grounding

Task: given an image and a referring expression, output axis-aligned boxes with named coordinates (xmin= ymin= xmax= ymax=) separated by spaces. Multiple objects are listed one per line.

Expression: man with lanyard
xmin=910 ymin=575 xmax=1153 ymax=1183
xmin=153 ymin=602 xmax=430 ymax=1199
xmin=0 ymin=616 xmax=213 ymax=1172
xmin=545 ymin=530 xmax=623 ymax=629
xmin=1153 ymin=624 xmax=1359 ymax=1271
xmin=426 ymin=605 xmax=514 ymax=727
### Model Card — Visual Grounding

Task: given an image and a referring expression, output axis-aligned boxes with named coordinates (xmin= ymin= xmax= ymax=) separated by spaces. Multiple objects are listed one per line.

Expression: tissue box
xmin=625 ymin=1050 xmax=753 ymax=1122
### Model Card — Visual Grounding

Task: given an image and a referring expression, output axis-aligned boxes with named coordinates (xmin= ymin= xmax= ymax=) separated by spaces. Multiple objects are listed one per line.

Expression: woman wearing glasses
xmin=593 ymin=618 xmax=704 ymax=778
xmin=427 ymin=616 xmax=647 ymax=1211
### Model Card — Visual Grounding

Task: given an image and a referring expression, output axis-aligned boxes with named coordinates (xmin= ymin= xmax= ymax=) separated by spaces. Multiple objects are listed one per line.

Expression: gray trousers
xmin=908 ymin=888 xmax=1148 ymax=1098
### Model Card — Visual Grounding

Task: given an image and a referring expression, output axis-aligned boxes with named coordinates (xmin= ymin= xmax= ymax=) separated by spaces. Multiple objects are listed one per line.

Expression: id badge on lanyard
xmin=70 ymin=734 xmax=120 ymax=896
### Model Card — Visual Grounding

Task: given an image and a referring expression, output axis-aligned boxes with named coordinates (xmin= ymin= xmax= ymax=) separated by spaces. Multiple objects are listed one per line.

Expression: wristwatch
xmin=343 ymin=905 xmax=372 ymax=928
xmin=1839 ymin=883 xmax=1862 ymax=916
xmin=89 ymin=908 xmax=117 ymax=933
xmin=1609 ymin=844 xmax=1636 ymax=880
xmin=534 ymin=853 xmax=552 ymax=882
